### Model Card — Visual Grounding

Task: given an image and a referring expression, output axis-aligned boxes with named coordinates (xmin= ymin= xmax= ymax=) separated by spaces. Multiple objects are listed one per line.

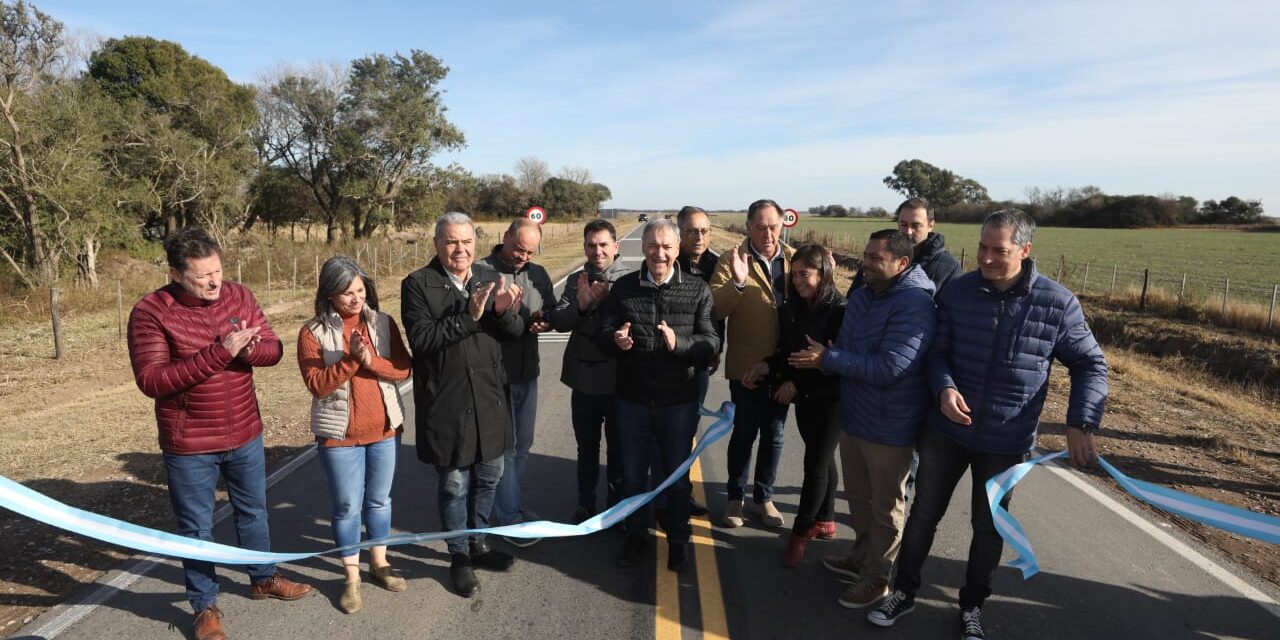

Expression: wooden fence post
xmin=958 ymin=248 xmax=965 ymax=271
xmin=50 ymin=287 xmax=65 ymax=360
xmin=1107 ymin=265 xmax=1117 ymax=302
xmin=267 ymin=259 xmax=273 ymax=302
xmin=117 ymin=279 xmax=124 ymax=340
xmin=1055 ymin=254 xmax=1065 ymax=282
xmin=374 ymin=247 xmax=379 ymax=280
xmin=237 ymin=262 xmax=242 ymax=283
xmin=292 ymin=258 xmax=298 ymax=292
xmin=1269 ymin=284 xmax=1278 ymax=331
xmin=1081 ymin=262 xmax=1090 ymax=294
xmin=315 ymin=254 xmax=319 ymax=283
xmin=1138 ymin=269 xmax=1150 ymax=312
xmin=1222 ymin=278 xmax=1230 ymax=317
xmin=1179 ymin=273 xmax=1187 ymax=307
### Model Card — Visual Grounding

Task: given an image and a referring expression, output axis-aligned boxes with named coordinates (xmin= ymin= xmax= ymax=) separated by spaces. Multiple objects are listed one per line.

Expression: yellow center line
xmin=655 ymin=529 xmax=681 ymax=638
xmin=690 ymin=456 xmax=730 ymax=640
xmin=655 ymin=445 xmax=730 ymax=640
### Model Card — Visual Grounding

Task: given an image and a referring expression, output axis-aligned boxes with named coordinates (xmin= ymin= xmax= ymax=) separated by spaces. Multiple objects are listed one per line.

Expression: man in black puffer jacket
xmin=847 ymin=197 xmax=961 ymax=299
xmin=599 ymin=219 xmax=720 ymax=573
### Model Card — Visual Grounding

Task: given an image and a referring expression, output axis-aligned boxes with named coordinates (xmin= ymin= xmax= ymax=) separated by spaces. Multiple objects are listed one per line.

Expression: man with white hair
xmin=600 ymin=219 xmax=720 ymax=572
xmin=401 ymin=212 xmax=525 ymax=598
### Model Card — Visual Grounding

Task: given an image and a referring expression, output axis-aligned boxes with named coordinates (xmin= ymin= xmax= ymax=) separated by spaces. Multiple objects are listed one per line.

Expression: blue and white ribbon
xmin=0 ymin=402 xmax=735 ymax=565
xmin=987 ymin=451 xmax=1280 ymax=579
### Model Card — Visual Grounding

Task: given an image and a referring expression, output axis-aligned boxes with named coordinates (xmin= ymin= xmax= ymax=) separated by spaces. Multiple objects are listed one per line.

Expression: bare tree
xmin=558 ymin=165 xmax=593 ymax=185
xmin=0 ymin=0 xmax=65 ymax=288
xmin=254 ymin=63 xmax=350 ymax=243
xmin=514 ymin=155 xmax=550 ymax=194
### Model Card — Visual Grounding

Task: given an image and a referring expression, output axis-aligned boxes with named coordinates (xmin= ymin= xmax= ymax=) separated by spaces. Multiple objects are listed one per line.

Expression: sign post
xmin=781 ymin=208 xmax=800 ymax=245
xmin=525 ymin=207 xmax=547 ymax=254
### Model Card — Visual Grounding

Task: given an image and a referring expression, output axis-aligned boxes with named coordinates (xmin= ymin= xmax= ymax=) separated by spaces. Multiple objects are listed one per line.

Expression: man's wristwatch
xmin=1068 ymin=423 xmax=1098 ymax=434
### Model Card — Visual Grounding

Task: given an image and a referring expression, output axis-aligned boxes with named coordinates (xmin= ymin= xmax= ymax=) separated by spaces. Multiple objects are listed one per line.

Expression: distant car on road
xmin=663 ymin=214 xmax=674 ymax=220
xmin=638 ymin=213 xmax=648 ymax=222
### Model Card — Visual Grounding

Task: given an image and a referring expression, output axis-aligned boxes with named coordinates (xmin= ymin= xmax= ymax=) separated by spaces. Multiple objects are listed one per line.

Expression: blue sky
xmin=40 ymin=0 xmax=1280 ymax=211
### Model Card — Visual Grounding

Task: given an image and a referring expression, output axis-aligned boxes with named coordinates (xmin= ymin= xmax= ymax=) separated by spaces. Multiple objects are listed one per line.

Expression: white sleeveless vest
xmin=306 ymin=307 xmax=406 ymax=441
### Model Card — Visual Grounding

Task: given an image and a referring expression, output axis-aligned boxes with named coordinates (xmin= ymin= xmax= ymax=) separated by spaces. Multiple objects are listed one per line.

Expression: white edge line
xmin=26 ymin=222 xmax=645 ymax=638
xmin=1041 ymin=458 xmax=1280 ymax=621
xmin=22 ymin=444 xmax=319 ymax=639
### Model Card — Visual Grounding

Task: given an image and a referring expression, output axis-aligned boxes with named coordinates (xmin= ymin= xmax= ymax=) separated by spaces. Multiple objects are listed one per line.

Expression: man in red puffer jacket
xmin=128 ymin=228 xmax=312 ymax=640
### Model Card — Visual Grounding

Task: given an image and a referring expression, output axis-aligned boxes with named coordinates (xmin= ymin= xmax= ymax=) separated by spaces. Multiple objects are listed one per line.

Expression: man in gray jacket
xmin=480 ymin=219 xmax=556 ymax=546
xmin=547 ymin=219 xmax=634 ymax=522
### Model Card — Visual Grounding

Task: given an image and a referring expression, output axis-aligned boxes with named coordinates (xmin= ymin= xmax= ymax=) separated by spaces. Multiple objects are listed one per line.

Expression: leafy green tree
xmin=89 ymin=36 xmax=257 ymax=241
xmin=540 ymin=177 xmax=610 ymax=218
xmin=337 ymin=50 xmax=465 ymax=238
xmin=883 ymin=159 xmax=990 ymax=208
xmin=1199 ymin=197 xmax=1264 ymax=224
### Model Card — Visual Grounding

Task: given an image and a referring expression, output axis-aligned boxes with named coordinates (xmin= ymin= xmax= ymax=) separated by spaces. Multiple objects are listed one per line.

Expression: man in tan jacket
xmin=710 ymin=199 xmax=796 ymax=528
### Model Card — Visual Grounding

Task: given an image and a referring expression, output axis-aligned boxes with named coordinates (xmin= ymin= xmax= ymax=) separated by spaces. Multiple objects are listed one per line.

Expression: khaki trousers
xmin=839 ymin=432 xmax=915 ymax=585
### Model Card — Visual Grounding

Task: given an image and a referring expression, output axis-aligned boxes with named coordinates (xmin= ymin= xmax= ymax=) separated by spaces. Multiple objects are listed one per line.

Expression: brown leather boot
xmin=249 ymin=573 xmax=313 ymax=601
xmin=193 ymin=604 xmax=228 ymax=640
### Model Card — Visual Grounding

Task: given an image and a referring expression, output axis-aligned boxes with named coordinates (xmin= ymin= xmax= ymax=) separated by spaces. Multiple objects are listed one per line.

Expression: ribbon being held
xmin=987 ymin=450 xmax=1280 ymax=579
xmin=0 ymin=403 xmax=735 ymax=565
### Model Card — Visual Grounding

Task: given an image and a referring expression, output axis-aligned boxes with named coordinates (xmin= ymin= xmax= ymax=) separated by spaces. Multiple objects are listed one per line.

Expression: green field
xmin=789 ymin=218 xmax=1280 ymax=306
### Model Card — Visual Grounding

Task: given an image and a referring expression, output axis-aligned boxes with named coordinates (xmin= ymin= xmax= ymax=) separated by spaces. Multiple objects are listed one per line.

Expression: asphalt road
xmin=18 ymin=223 xmax=1280 ymax=640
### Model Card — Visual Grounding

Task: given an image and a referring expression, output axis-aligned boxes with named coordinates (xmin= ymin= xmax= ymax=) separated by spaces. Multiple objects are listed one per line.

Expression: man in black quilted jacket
xmin=599 ymin=219 xmax=720 ymax=573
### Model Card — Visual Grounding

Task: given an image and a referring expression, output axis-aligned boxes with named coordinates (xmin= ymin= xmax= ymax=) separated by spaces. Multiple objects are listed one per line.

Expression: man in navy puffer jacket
xmin=869 ymin=210 xmax=1108 ymax=640
xmin=815 ymin=230 xmax=935 ymax=609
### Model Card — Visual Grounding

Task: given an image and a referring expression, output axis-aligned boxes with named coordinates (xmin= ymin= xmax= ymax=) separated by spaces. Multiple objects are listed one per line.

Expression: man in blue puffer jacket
xmin=869 ymin=210 xmax=1108 ymax=640
xmin=813 ymin=230 xmax=936 ymax=610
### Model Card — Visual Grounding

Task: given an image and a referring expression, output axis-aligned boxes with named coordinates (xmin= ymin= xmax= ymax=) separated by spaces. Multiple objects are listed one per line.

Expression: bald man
xmin=480 ymin=218 xmax=556 ymax=546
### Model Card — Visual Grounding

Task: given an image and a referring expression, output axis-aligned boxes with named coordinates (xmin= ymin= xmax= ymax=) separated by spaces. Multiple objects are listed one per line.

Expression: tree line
xmin=881 ymin=159 xmax=1265 ymax=228
xmin=0 ymin=1 xmax=610 ymax=293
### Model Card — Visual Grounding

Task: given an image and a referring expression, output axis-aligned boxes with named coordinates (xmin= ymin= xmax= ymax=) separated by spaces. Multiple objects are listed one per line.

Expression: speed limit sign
xmin=525 ymin=206 xmax=547 ymax=225
xmin=782 ymin=208 xmax=800 ymax=228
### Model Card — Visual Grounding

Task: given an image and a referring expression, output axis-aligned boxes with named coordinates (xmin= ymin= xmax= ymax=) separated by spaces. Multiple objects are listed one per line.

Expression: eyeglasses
xmin=681 ymin=228 xmax=711 ymax=236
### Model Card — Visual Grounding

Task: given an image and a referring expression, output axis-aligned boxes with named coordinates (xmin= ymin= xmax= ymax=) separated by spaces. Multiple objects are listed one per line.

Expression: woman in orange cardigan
xmin=298 ymin=256 xmax=411 ymax=613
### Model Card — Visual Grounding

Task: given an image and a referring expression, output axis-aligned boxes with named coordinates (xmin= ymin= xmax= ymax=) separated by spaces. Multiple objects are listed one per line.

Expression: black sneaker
xmin=689 ymin=499 xmax=709 ymax=517
xmin=667 ymin=542 xmax=690 ymax=572
xmin=867 ymin=590 xmax=915 ymax=627
xmin=469 ymin=540 xmax=515 ymax=571
xmin=960 ymin=606 xmax=986 ymax=640
xmin=449 ymin=554 xmax=479 ymax=597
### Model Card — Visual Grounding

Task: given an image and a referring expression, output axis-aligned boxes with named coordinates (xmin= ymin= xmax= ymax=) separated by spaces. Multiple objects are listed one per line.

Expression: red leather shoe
xmin=784 ymin=533 xmax=807 ymax=568
xmin=810 ymin=520 xmax=837 ymax=540
xmin=250 ymin=573 xmax=313 ymax=601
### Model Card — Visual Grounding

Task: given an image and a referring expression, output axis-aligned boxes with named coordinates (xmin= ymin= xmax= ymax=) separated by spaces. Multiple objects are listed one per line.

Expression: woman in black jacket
xmin=742 ymin=243 xmax=846 ymax=567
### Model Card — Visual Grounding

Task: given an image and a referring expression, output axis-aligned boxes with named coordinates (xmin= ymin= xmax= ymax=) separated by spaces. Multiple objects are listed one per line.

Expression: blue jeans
xmin=892 ymin=426 xmax=1028 ymax=608
xmin=163 ymin=434 xmax=273 ymax=612
xmin=617 ymin=399 xmax=699 ymax=544
xmin=571 ymin=390 xmax=622 ymax=511
xmin=436 ymin=456 xmax=504 ymax=555
xmin=317 ymin=435 xmax=399 ymax=550
xmin=725 ymin=381 xmax=789 ymax=502
xmin=495 ymin=380 xmax=537 ymax=525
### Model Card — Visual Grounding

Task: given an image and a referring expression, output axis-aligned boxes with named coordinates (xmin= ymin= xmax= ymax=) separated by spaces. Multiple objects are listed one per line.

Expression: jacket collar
xmin=979 ymin=258 xmax=1038 ymax=297
xmin=639 ymin=261 xmax=683 ymax=289
xmin=677 ymin=248 xmax=718 ymax=275
xmin=168 ymin=282 xmax=224 ymax=308
xmin=323 ymin=304 xmax=377 ymax=331
xmin=487 ymin=245 xmax=529 ymax=275
xmin=914 ymin=232 xmax=947 ymax=261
